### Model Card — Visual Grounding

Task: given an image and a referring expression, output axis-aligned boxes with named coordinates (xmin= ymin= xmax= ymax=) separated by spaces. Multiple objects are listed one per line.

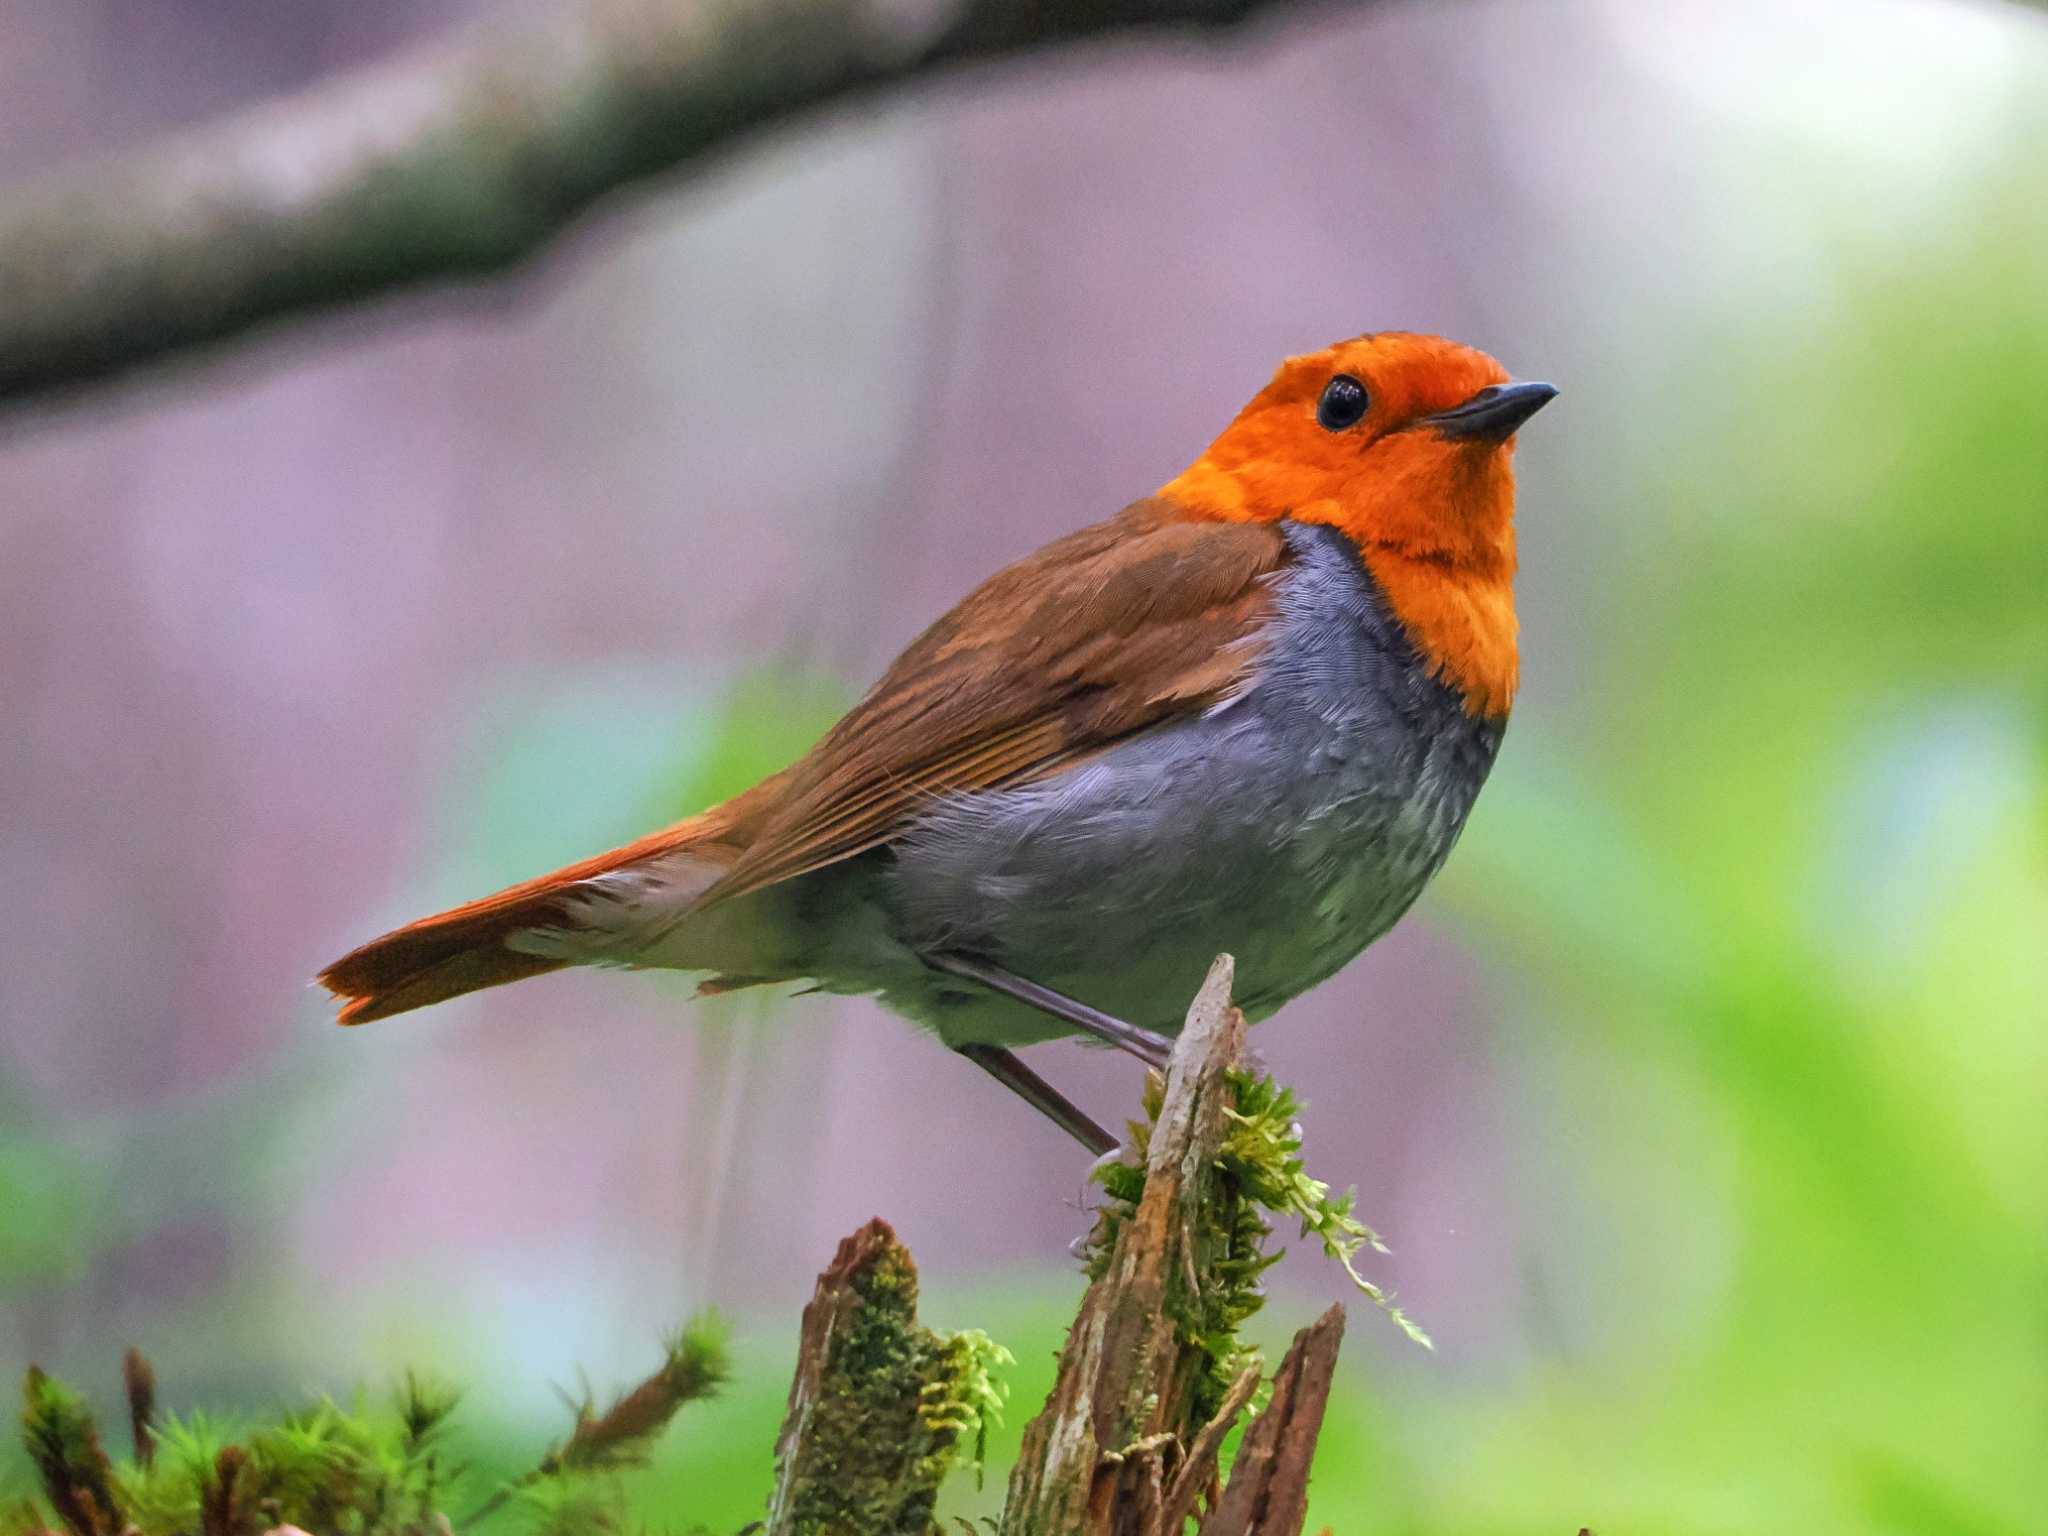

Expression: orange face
xmin=1160 ymin=333 xmax=1551 ymax=718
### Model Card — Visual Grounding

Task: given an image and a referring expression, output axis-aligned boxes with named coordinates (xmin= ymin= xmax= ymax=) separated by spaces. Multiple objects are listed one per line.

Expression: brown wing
xmin=695 ymin=498 xmax=1290 ymax=907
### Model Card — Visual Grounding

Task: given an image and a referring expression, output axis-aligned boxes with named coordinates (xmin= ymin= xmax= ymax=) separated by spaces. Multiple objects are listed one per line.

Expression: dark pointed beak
xmin=1426 ymin=380 xmax=1559 ymax=443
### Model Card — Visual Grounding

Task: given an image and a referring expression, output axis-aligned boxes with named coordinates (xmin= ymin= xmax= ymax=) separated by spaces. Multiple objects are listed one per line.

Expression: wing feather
xmin=696 ymin=500 xmax=1289 ymax=906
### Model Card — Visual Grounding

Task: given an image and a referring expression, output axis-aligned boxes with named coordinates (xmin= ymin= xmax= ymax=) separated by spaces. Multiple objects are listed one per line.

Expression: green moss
xmin=918 ymin=1330 xmax=1013 ymax=1488
xmin=772 ymin=1243 xmax=1011 ymax=1534
xmin=6 ymin=1319 xmax=729 ymax=1536
xmin=21 ymin=1368 xmax=124 ymax=1536
xmin=1218 ymin=1071 xmax=1432 ymax=1351
xmin=1084 ymin=1065 xmax=1428 ymax=1430
xmin=23 ymin=1388 xmax=456 ymax=1536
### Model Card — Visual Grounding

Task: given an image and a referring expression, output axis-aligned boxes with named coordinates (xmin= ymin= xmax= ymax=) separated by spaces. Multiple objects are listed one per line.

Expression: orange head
xmin=1160 ymin=332 xmax=1555 ymax=718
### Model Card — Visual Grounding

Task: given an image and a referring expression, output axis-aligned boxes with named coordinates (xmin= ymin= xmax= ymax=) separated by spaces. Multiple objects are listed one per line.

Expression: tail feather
xmin=320 ymin=819 xmax=719 ymax=1025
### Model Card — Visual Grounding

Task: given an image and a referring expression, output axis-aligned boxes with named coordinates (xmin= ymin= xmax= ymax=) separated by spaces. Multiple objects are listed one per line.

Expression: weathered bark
xmin=1197 ymin=1307 xmax=1345 ymax=1535
xmin=988 ymin=954 xmax=1346 ymax=1536
xmin=0 ymin=0 xmax=1350 ymax=410
xmin=999 ymin=954 xmax=1249 ymax=1534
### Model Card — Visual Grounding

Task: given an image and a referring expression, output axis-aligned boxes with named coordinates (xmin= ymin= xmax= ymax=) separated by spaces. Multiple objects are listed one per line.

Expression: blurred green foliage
xmin=1400 ymin=162 xmax=2048 ymax=1534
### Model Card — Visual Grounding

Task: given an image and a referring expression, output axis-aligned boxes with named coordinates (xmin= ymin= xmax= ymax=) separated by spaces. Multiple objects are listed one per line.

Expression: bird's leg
xmin=925 ymin=952 xmax=1174 ymax=1071
xmin=954 ymin=1043 xmax=1118 ymax=1157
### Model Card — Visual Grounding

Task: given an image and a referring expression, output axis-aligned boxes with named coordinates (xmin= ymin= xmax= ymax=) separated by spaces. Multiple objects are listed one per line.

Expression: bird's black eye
xmin=1316 ymin=374 xmax=1369 ymax=431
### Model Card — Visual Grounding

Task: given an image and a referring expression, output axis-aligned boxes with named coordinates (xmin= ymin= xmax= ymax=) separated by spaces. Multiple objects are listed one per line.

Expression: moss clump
xmin=20 ymin=1368 xmax=125 ymax=1536
xmin=1087 ymin=1065 xmax=1429 ymax=1425
xmin=917 ymin=1329 xmax=1013 ymax=1489
xmin=16 ymin=1373 xmax=461 ymax=1536
xmin=771 ymin=1234 xmax=1010 ymax=1534
xmin=7 ymin=1320 xmax=729 ymax=1536
xmin=1219 ymin=1071 xmax=1432 ymax=1350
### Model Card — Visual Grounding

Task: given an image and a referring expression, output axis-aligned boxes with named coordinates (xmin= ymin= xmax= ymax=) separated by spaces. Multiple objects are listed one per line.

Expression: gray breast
xmin=872 ymin=521 xmax=1504 ymax=1045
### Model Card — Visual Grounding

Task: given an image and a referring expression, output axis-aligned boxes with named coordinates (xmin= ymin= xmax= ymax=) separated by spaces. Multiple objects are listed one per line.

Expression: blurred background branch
xmin=0 ymin=0 xmax=1339 ymax=410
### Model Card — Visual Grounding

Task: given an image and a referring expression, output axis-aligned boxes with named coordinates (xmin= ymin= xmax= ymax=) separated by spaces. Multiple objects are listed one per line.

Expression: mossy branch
xmin=467 ymin=1313 xmax=730 ymax=1527
xmin=0 ymin=0 xmax=1345 ymax=411
xmin=998 ymin=954 xmax=1374 ymax=1536
xmin=766 ymin=1217 xmax=1010 ymax=1536
xmin=1197 ymin=1307 xmax=1343 ymax=1536
xmin=1001 ymin=956 xmax=1251 ymax=1534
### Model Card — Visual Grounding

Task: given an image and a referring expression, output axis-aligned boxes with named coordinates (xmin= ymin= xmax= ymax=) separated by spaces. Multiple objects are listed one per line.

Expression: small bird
xmin=321 ymin=333 xmax=1554 ymax=1154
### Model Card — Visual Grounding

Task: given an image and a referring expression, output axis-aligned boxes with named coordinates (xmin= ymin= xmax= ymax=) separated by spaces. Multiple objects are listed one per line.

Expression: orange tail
xmin=319 ymin=820 xmax=721 ymax=1025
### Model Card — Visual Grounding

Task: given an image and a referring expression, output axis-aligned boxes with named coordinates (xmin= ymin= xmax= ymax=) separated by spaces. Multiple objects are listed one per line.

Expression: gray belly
xmin=838 ymin=522 xmax=1503 ymax=1047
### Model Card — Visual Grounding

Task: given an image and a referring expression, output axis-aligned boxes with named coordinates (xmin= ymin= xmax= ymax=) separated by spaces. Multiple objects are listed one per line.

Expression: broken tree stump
xmin=1198 ymin=1306 xmax=1346 ymax=1536
xmin=767 ymin=1217 xmax=1001 ymax=1536
xmin=997 ymin=954 xmax=1349 ymax=1536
